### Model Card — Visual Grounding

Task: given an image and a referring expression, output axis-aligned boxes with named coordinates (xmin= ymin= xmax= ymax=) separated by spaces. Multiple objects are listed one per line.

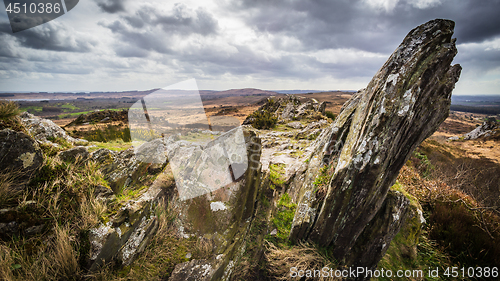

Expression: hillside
xmin=1 ymin=19 xmax=499 ymax=281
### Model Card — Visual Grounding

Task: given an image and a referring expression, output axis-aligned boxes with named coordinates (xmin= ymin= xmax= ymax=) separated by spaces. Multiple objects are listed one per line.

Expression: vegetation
xmin=76 ymin=125 xmax=131 ymax=143
xmin=382 ymin=140 xmax=500 ymax=278
xmin=324 ymin=111 xmax=336 ymax=121
xmin=450 ymin=105 xmax=500 ymax=115
xmin=0 ymin=100 xmax=20 ymax=120
xmin=0 ymin=155 xmax=109 ymax=280
xmin=0 ymin=100 xmax=24 ymax=132
xmin=269 ymin=193 xmax=297 ymax=243
xmin=250 ymin=110 xmax=278 ymax=129
xmin=269 ymin=163 xmax=286 ymax=188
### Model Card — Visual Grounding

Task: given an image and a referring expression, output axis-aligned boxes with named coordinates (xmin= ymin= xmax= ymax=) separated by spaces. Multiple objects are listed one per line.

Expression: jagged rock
xmin=462 ymin=119 xmax=499 ymax=140
xmin=19 ymin=112 xmax=87 ymax=146
xmin=287 ymin=121 xmax=303 ymax=129
xmin=169 ymin=259 xmax=217 ymax=281
xmin=296 ymin=120 xmax=327 ymax=139
xmin=57 ymin=146 xmax=90 ymax=163
xmin=167 ymin=129 xmax=262 ymax=280
xmin=88 ymin=171 xmax=165 ymax=271
xmin=281 ymin=103 xmax=296 ymax=120
xmin=244 ymin=95 xmax=328 ymax=127
xmin=344 ymin=190 xmax=411 ymax=279
xmin=0 ymin=128 xmax=43 ymax=177
xmin=91 ymin=148 xmax=163 ymax=193
xmin=289 ymin=19 xmax=461 ymax=267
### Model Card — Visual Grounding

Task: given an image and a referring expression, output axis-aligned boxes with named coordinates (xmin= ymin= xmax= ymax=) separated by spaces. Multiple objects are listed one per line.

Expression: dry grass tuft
xmin=0 ymin=225 xmax=79 ymax=280
xmin=265 ymin=241 xmax=340 ymax=281
xmin=0 ymin=100 xmax=19 ymax=120
xmin=0 ymin=172 xmax=23 ymax=207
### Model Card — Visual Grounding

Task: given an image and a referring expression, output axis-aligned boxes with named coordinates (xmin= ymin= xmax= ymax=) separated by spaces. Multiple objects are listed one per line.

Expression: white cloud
xmin=363 ymin=0 xmax=400 ymax=13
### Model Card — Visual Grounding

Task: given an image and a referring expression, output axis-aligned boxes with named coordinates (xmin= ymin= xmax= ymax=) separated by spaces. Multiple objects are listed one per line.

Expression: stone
xmin=286 ymin=122 xmax=303 ymax=129
xmin=289 ymin=19 xmax=461 ymax=267
xmin=91 ymin=148 xmax=161 ymax=193
xmin=19 ymin=112 xmax=87 ymax=146
xmin=0 ymin=129 xmax=43 ymax=177
xmin=169 ymin=259 xmax=216 ymax=281
xmin=57 ymin=146 xmax=90 ymax=163
xmin=343 ymin=190 xmax=411 ymax=277
xmin=462 ymin=120 xmax=499 ymax=140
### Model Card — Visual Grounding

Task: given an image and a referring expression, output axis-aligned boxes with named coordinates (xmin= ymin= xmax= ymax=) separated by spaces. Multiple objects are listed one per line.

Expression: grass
xmin=265 ymin=241 xmax=340 ymax=281
xmin=0 ymin=172 xmax=23 ymax=208
xmin=269 ymin=193 xmax=297 ymax=244
xmin=384 ymin=146 xmax=500 ymax=277
xmin=0 ymin=100 xmax=25 ymax=132
xmin=60 ymin=104 xmax=79 ymax=112
xmin=0 ymin=155 xmax=110 ymax=280
xmin=81 ymin=125 xmax=131 ymax=143
xmin=19 ymin=106 xmax=42 ymax=113
xmin=88 ymin=140 xmax=132 ymax=152
xmin=0 ymin=100 xmax=20 ymax=120
xmin=269 ymin=163 xmax=286 ymax=187
xmin=58 ymin=111 xmax=93 ymax=119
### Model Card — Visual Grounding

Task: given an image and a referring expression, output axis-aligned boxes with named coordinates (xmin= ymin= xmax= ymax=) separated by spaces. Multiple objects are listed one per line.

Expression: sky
xmin=0 ymin=0 xmax=499 ymax=95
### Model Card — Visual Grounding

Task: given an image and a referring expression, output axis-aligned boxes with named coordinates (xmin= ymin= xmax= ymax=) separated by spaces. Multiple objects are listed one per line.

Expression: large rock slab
xmin=290 ymin=19 xmax=461 ymax=266
xmin=19 ymin=112 xmax=86 ymax=146
xmin=0 ymin=129 xmax=43 ymax=177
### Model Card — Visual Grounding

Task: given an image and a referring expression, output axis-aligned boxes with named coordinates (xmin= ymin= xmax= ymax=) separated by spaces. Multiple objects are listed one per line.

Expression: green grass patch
xmin=269 ymin=163 xmax=286 ymax=187
xmin=268 ymin=193 xmax=297 ymax=244
xmin=88 ymin=140 xmax=132 ymax=152
xmin=20 ymin=105 xmax=42 ymax=113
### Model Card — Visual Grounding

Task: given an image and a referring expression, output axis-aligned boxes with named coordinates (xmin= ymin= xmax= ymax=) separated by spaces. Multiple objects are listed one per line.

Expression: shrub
xmin=251 ymin=110 xmax=277 ymax=130
xmin=324 ymin=111 xmax=336 ymax=120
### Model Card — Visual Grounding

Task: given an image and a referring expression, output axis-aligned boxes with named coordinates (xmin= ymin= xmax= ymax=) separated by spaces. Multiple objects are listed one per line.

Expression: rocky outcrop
xmin=0 ymin=129 xmax=43 ymax=177
xmin=67 ymin=109 xmax=128 ymax=126
xmin=344 ymin=190 xmax=411 ymax=276
xmin=19 ymin=112 xmax=87 ymax=146
xmin=243 ymin=95 xmax=327 ymax=127
xmin=57 ymin=146 xmax=90 ymax=163
xmin=168 ymin=129 xmax=262 ymax=281
xmin=91 ymin=147 xmax=162 ymax=193
xmin=288 ymin=18 xmax=461 ymax=271
xmin=462 ymin=119 xmax=499 ymax=140
xmin=88 ymin=174 xmax=163 ymax=271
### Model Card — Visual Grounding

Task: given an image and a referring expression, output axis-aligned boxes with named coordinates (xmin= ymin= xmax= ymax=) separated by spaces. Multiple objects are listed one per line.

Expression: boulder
xmin=91 ymin=148 xmax=163 ymax=193
xmin=19 ymin=112 xmax=87 ymax=146
xmin=0 ymin=129 xmax=43 ymax=177
xmin=289 ymin=18 xmax=461 ymax=267
xmin=462 ymin=119 xmax=499 ymax=140
xmin=57 ymin=146 xmax=90 ymax=163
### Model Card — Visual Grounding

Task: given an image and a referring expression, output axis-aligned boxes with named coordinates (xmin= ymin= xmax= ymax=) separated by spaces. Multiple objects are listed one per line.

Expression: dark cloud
xmin=0 ymin=21 xmax=95 ymax=53
xmin=96 ymin=0 xmax=127 ymax=13
xmin=101 ymin=3 xmax=219 ymax=57
xmin=224 ymin=0 xmax=500 ymax=53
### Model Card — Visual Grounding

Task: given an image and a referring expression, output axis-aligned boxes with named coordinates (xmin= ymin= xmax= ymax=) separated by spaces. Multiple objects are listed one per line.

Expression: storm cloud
xmin=0 ymin=0 xmax=499 ymax=94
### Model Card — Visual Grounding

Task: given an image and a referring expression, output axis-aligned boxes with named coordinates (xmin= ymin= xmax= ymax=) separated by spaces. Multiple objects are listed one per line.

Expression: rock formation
xmin=289 ymin=18 xmax=461 ymax=270
xmin=20 ymin=112 xmax=87 ymax=146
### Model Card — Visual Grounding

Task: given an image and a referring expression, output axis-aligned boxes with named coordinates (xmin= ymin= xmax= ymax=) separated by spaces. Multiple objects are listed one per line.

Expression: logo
xmin=128 ymin=79 xmax=249 ymax=201
xmin=3 ymin=0 xmax=79 ymax=33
